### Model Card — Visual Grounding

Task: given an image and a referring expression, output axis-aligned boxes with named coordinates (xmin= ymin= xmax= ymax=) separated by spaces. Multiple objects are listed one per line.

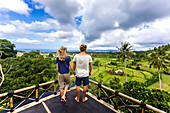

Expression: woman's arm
xmin=73 ymin=62 xmax=76 ymax=75
xmin=69 ymin=61 xmax=75 ymax=75
xmin=56 ymin=63 xmax=58 ymax=76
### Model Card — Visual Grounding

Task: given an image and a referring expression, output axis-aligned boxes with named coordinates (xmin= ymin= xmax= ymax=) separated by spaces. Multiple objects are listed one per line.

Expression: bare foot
xmin=75 ymin=97 xmax=79 ymax=103
xmin=82 ymin=97 xmax=88 ymax=103
xmin=61 ymin=96 xmax=66 ymax=102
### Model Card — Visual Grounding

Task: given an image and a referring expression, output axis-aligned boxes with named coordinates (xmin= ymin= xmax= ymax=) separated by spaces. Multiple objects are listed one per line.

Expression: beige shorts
xmin=58 ymin=72 xmax=70 ymax=90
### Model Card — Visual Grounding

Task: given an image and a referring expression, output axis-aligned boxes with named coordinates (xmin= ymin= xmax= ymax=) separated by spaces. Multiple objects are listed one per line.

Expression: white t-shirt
xmin=73 ymin=54 xmax=92 ymax=78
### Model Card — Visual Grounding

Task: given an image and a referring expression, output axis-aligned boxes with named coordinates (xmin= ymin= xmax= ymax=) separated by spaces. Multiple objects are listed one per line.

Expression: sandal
xmin=75 ymin=97 xmax=79 ymax=103
xmin=82 ymin=97 xmax=88 ymax=103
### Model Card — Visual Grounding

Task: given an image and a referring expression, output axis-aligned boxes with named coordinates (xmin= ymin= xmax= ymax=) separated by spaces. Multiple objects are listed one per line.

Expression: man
xmin=73 ymin=44 xmax=92 ymax=102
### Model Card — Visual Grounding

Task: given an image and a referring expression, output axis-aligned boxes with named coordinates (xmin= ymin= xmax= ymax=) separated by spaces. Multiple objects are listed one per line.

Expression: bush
xmin=0 ymin=55 xmax=57 ymax=105
xmin=108 ymin=77 xmax=121 ymax=90
xmin=120 ymin=81 xmax=170 ymax=112
xmin=144 ymin=73 xmax=159 ymax=87
xmin=136 ymin=66 xmax=140 ymax=70
xmin=93 ymin=60 xmax=100 ymax=66
xmin=108 ymin=60 xmax=117 ymax=65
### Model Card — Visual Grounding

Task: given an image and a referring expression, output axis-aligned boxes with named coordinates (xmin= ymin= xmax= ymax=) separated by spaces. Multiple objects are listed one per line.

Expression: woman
xmin=56 ymin=46 xmax=75 ymax=102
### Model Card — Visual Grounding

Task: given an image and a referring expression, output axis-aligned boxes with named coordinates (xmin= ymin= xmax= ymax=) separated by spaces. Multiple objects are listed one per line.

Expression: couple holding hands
xmin=56 ymin=44 xmax=92 ymax=103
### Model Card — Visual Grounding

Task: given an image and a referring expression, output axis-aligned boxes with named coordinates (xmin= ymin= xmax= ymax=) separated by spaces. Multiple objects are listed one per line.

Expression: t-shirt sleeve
xmin=89 ymin=55 xmax=92 ymax=62
xmin=68 ymin=56 xmax=71 ymax=62
xmin=73 ymin=55 xmax=76 ymax=62
xmin=56 ymin=57 xmax=59 ymax=63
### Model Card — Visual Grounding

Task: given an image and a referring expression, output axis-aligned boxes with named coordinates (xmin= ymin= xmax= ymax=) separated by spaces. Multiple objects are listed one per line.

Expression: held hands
xmin=89 ymin=72 xmax=91 ymax=76
xmin=73 ymin=70 xmax=76 ymax=76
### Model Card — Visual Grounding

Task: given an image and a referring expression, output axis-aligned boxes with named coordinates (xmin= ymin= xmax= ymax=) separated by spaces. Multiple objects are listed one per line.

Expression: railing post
xmin=115 ymin=91 xmax=119 ymax=110
xmin=35 ymin=84 xmax=39 ymax=102
xmin=10 ymin=97 xmax=13 ymax=108
xmin=54 ymin=80 xmax=58 ymax=95
xmin=140 ymin=102 xmax=146 ymax=113
xmin=142 ymin=108 xmax=145 ymax=113
xmin=7 ymin=91 xmax=14 ymax=112
xmin=97 ymin=83 xmax=102 ymax=100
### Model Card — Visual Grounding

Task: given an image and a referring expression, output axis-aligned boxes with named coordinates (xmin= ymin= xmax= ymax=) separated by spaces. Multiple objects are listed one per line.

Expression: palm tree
xmin=149 ymin=47 xmax=167 ymax=90
xmin=116 ymin=42 xmax=133 ymax=82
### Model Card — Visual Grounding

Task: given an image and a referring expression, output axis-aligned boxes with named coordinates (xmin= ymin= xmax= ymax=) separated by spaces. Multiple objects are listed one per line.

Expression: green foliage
xmin=93 ymin=60 xmax=100 ymax=66
xmin=0 ymin=54 xmax=56 ymax=95
xmin=116 ymin=42 xmax=133 ymax=62
xmin=0 ymin=39 xmax=17 ymax=59
xmin=98 ymin=73 xmax=104 ymax=83
xmin=48 ymin=53 xmax=54 ymax=57
xmin=120 ymin=81 xmax=170 ymax=112
xmin=0 ymin=102 xmax=10 ymax=110
xmin=136 ymin=66 xmax=140 ymax=70
xmin=108 ymin=60 xmax=117 ymax=65
xmin=144 ymin=73 xmax=159 ymax=87
xmin=22 ymin=51 xmax=43 ymax=58
xmin=108 ymin=77 xmax=121 ymax=90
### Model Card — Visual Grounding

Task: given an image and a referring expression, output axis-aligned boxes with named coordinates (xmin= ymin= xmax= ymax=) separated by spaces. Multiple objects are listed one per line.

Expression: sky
xmin=0 ymin=0 xmax=170 ymax=51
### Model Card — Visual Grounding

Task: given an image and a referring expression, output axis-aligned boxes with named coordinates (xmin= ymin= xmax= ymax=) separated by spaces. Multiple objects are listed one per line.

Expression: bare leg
xmin=75 ymin=86 xmax=80 ymax=102
xmin=62 ymin=85 xmax=69 ymax=100
xmin=60 ymin=90 xmax=63 ymax=101
xmin=82 ymin=85 xmax=88 ymax=102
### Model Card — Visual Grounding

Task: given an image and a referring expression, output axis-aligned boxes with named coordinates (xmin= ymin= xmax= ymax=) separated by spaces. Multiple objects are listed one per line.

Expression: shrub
xmin=136 ymin=66 xmax=140 ymax=70
xmin=93 ymin=60 xmax=100 ymax=66
xmin=120 ymin=81 xmax=170 ymax=112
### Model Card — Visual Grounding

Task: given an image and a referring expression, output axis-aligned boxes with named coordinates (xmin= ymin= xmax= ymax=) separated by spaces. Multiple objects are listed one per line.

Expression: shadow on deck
xmin=11 ymin=87 xmax=116 ymax=113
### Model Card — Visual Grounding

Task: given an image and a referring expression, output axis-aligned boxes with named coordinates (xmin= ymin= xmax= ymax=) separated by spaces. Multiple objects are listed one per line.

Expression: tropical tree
xmin=0 ymin=39 xmax=17 ymax=59
xmin=48 ymin=53 xmax=54 ymax=57
xmin=116 ymin=42 xmax=133 ymax=82
xmin=149 ymin=47 xmax=167 ymax=90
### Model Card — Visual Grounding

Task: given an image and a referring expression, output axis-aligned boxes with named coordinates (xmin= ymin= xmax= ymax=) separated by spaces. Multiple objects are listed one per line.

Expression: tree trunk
xmin=124 ymin=58 xmax=127 ymax=82
xmin=158 ymin=68 xmax=161 ymax=90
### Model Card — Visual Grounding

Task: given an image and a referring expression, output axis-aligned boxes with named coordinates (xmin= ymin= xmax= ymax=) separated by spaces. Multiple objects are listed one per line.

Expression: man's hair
xmin=57 ymin=46 xmax=67 ymax=61
xmin=80 ymin=44 xmax=87 ymax=52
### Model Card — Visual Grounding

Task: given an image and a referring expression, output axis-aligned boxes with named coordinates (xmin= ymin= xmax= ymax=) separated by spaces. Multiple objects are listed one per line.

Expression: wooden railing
xmin=89 ymin=79 xmax=166 ymax=113
xmin=0 ymin=77 xmax=166 ymax=113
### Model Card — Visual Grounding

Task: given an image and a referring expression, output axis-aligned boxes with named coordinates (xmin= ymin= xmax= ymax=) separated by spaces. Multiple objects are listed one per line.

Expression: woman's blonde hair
xmin=80 ymin=44 xmax=87 ymax=52
xmin=57 ymin=46 xmax=67 ymax=61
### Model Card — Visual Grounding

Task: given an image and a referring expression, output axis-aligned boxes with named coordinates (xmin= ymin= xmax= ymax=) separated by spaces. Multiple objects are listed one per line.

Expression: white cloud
xmin=10 ymin=20 xmax=58 ymax=31
xmin=35 ymin=4 xmax=44 ymax=9
xmin=33 ymin=0 xmax=81 ymax=24
xmin=88 ymin=29 xmax=126 ymax=49
xmin=114 ymin=21 xmax=119 ymax=27
xmin=44 ymin=37 xmax=56 ymax=42
xmin=60 ymin=39 xmax=69 ymax=43
xmin=78 ymin=0 xmax=170 ymax=45
xmin=67 ymin=30 xmax=85 ymax=49
xmin=87 ymin=17 xmax=170 ymax=50
xmin=30 ymin=21 xmax=53 ymax=30
xmin=0 ymin=24 xmax=16 ymax=33
xmin=37 ymin=31 xmax=73 ymax=39
xmin=0 ymin=0 xmax=32 ymax=16
xmin=15 ymin=38 xmax=41 ymax=44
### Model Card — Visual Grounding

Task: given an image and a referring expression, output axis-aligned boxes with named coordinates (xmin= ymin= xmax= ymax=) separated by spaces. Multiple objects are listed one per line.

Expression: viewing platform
xmin=12 ymin=87 xmax=116 ymax=113
xmin=0 ymin=78 xmax=166 ymax=113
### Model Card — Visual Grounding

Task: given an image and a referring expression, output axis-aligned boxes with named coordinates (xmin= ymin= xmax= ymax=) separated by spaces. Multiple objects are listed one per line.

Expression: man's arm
xmin=69 ymin=61 xmax=75 ymax=75
xmin=89 ymin=62 xmax=92 ymax=76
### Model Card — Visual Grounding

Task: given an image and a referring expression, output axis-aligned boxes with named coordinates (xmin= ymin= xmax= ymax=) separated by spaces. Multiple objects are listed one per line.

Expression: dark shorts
xmin=75 ymin=76 xmax=89 ymax=86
